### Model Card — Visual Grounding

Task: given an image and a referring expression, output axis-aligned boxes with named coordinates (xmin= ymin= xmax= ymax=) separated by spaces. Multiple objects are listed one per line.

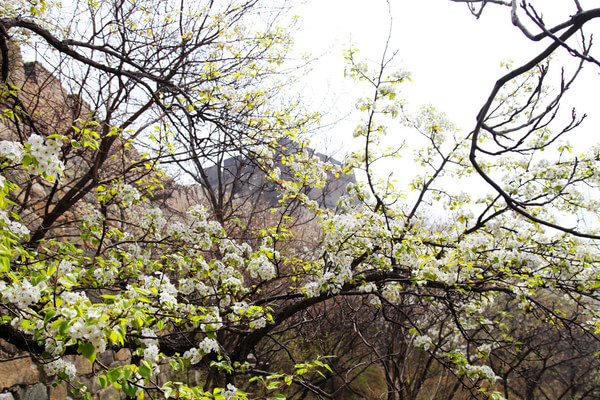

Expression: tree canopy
xmin=1 ymin=0 xmax=600 ymax=399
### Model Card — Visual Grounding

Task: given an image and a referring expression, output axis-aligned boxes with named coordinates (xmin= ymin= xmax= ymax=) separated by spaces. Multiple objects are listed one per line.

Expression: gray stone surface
xmin=90 ymin=387 xmax=123 ymax=400
xmin=22 ymin=383 xmax=48 ymax=400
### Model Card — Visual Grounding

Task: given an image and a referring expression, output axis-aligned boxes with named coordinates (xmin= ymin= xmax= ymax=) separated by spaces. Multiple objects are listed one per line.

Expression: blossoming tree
xmin=1 ymin=0 xmax=600 ymax=399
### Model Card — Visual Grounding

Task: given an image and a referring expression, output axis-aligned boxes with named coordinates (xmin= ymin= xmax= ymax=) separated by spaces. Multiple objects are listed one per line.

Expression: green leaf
xmin=56 ymin=320 xmax=70 ymax=336
xmin=121 ymin=367 xmax=133 ymax=381
xmin=107 ymin=367 xmax=123 ymax=384
xmin=108 ymin=330 xmax=123 ymax=346
xmin=0 ymin=256 xmax=10 ymax=273
xmin=21 ymin=154 xmax=32 ymax=167
xmin=162 ymin=384 xmax=174 ymax=399
xmin=98 ymin=375 xmax=108 ymax=389
xmin=138 ymin=363 xmax=152 ymax=379
xmin=78 ymin=342 xmax=96 ymax=364
xmin=169 ymin=359 xmax=183 ymax=372
xmin=267 ymin=381 xmax=280 ymax=389
xmin=122 ymin=381 xmax=137 ymax=397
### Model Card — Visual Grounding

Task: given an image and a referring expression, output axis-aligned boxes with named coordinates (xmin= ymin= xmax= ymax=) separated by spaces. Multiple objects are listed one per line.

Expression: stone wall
xmin=0 ymin=338 xmax=133 ymax=400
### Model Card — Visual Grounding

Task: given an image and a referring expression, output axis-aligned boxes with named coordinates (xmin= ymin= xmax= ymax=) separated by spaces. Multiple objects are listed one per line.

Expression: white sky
xmin=291 ymin=0 xmax=600 ymax=155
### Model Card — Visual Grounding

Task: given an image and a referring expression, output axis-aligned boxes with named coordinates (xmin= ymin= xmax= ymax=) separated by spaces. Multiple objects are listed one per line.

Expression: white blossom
xmin=413 ymin=334 xmax=433 ymax=351
xmin=183 ymin=347 xmax=202 ymax=364
xmin=222 ymin=383 xmax=240 ymax=400
xmin=143 ymin=344 xmax=160 ymax=362
xmin=462 ymin=364 xmax=499 ymax=383
xmin=248 ymin=253 xmax=276 ymax=280
xmin=2 ymin=279 xmax=42 ymax=308
xmin=381 ymin=284 xmax=402 ymax=305
xmin=198 ymin=337 xmax=219 ymax=354
xmin=44 ymin=359 xmax=77 ymax=380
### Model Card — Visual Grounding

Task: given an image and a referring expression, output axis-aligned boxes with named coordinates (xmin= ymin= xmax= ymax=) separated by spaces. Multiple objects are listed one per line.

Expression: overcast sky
xmin=291 ymin=0 xmax=600 ymax=154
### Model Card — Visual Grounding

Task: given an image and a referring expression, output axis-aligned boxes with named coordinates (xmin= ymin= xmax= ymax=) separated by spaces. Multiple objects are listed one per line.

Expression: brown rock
xmin=63 ymin=355 xmax=93 ymax=376
xmin=0 ymin=356 xmax=39 ymax=389
xmin=113 ymin=349 xmax=130 ymax=362
xmin=0 ymin=339 xmax=18 ymax=356
xmin=48 ymin=381 xmax=67 ymax=400
xmin=77 ymin=375 xmax=98 ymax=394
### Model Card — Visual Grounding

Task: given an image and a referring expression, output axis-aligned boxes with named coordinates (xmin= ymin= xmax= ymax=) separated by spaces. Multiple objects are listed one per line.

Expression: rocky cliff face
xmin=1 ymin=41 xmax=85 ymax=140
xmin=203 ymin=142 xmax=355 ymax=211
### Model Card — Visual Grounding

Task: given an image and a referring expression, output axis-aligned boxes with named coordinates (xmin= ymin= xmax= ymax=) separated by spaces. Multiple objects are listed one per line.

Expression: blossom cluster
xmin=461 ymin=364 xmax=499 ymax=384
xmin=0 ymin=279 xmax=43 ymax=308
xmin=183 ymin=337 xmax=219 ymax=364
xmin=139 ymin=207 xmax=167 ymax=233
xmin=248 ymin=253 xmax=276 ymax=280
xmin=286 ymin=150 xmax=330 ymax=189
xmin=44 ymin=359 xmax=77 ymax=380
xmin=381 ymin=284 xmax=402 ymax=305
xmin=231 ymin=301 xmax=270 ymax=328
xmin=133 ymin=273 xmax=179 ymax=306
xmin=302 ymin=270 xmax=346 ymax=298
xmin=0 ymin=134 xmax=64 ymax=179
xmin=413 ymin=334 xmax=433 ymax=351
xmin=70 ymin=311 xmax=107 ymax=353
xmin=117 ymin=183 xmax=141 ymax=207
xmin=0 ymin=209 xmax=29 ymax=238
